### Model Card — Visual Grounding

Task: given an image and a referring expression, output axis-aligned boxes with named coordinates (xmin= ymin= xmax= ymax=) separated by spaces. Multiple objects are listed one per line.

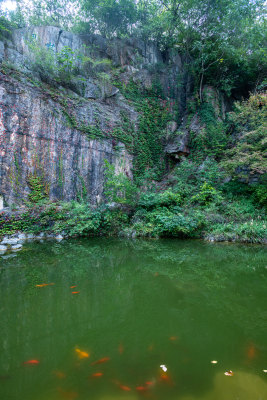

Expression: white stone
xmin=17 ymin=233 xmax=27 ymax=240
xmin=55 ymin=234 xmax=64 ymax=241
xmin=0 ymin=195 xmax=3 ymax=210
xmin=1 ymin=237 xmax=19 ymax=245
xmin=11 ymin=244 xmax=23 ymax=251
xmin=0 ymin=245 xmax=8 ymax=252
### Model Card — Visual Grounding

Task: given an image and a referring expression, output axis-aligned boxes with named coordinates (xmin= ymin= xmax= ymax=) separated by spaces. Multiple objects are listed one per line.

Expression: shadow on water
xmin=0 ymin=238 xmax=266 ymax=400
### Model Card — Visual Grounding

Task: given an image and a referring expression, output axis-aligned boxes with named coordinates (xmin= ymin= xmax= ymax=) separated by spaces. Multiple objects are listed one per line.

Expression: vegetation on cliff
xmin=0 ymin=0 xmax=266 ymax=242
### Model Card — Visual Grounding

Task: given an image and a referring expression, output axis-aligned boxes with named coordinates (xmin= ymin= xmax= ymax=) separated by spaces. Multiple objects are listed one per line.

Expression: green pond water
xmin=0 ymin=238 xmax=267 ymax=400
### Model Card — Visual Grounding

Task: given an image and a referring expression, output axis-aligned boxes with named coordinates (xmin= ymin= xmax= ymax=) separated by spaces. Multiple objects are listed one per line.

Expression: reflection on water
xmin=0 ymin=238 xmax=266 ymax=400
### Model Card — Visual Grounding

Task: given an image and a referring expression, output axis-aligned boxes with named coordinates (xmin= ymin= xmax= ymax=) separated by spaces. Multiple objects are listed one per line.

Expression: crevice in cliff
xmin=56 ymin=29 xmax=63 ymax=52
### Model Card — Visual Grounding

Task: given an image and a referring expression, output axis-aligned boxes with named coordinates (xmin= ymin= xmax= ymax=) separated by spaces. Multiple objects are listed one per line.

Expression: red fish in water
xmin=118 ymin=343 xmax=124 ymax=354
xmin=53 ymin=370 xmax=66 ymax=379
xmin=92 ymin=372 xmax=103 ymax=377
xmin=120 ymin=385 xmax=131 ymax=391
xmin=91 ymin=357 xmax=110 ymax=365
xmin=23 ymin=359 xmax=40 ymax=365
xmin=70 ymin=286 xmax=77 ymax=289
xmin=72 ymin=291 xmax=80 ymax=294
xmin=36 ymin=283 xmax=55 ymax=287
xmin=159 ymin=372 xmax=173 ymax=385
xmin=247 ymin=343 xmax=256 ymax=360
xmin=136 ymin=386 xmax=147 ymax=392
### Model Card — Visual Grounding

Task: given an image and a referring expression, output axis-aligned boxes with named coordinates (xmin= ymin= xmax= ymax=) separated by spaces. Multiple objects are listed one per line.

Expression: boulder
xmin=165 ymin=131 xmax=190 ymax=158
xmin=1 ymin=237 xmax=19 ymax=245
xmin=11 ymin=244 xmax=23 ymax=251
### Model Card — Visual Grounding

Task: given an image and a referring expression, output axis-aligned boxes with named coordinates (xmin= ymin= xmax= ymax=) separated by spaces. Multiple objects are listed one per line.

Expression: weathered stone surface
xmin=1 ymin=237 xmax=19 ymax=245
xmin=0 ymin=244 xmax=7 ymax=251
xmin=0 ymin=26 xmax=196 ymax=205
xmin=11 ymin=243 xmax=23 ymax=250
xmin=165 ymin=131 xmax=190 ymax=157
xmin=167 ymin=121 xmax=178 ymax=134
xmin=0 ymin=62 xmax=134 ymax=205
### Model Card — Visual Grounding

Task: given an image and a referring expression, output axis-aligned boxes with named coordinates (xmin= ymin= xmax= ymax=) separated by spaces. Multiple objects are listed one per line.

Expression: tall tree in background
xmin=79 ymin=0 xmax=138 ymax=37
xmin=2 ymin=0 xmax=266 ymax=96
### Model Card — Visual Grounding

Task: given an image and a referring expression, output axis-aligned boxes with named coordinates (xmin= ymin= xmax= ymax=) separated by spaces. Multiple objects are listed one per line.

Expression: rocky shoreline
xmin=0 ymin=232 xmax=67 ymax=254
xmin=0 ymin=230 xmax=266 ymax=256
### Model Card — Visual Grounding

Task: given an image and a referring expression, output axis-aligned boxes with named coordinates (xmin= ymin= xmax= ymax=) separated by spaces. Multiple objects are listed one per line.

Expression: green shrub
xmin=189 ymin=101 xmax=228 ymax=159
xmin=138 ymin=190 xmax=181 ymax=209
xmin=27 ymin=174 xmax=49 ymax=204
xmin=191 ymin=182 xmax=223 ymax=206
xmin=207 ymin=220 xmax=267 ymax=243
xmin=103 ymin=160 xmax=138 ymax=205
xmin=221 ymin=93 xmax=267 ymax=179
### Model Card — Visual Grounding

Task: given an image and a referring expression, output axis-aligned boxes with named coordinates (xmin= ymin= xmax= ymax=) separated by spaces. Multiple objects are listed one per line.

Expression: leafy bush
xmin=27 ymin=174 xmax=49 ymax=204
xmin=252 ymin=183 xmax=267 ymax=209
xmin=138 ymin=190 xmax=181 ymax=209
xmin=103 ymin=160 xmax=138 ymax=205
xmin=189 ymin=101 xmax=228 ymax=159
xmin=191 ymin=182 xmax=223 ymax=206
xmin=27 ymin=39 xmax=83 ymax=85
xmin=206 ymin=220 xmax=267 ymax=243
xmin=151 ymin=209 xmax=204 ymax=237
xmin=221 ymin=93 xmax=267 ymax=180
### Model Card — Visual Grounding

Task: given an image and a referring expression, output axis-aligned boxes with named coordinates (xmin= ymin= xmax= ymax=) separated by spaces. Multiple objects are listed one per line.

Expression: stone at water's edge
xmin=0 ymin=244 xmax=7 ymax=252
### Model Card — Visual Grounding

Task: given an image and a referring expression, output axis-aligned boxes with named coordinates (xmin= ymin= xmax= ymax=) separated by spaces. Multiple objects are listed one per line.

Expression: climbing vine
xmin=27 ymin=173 xmax=49 ymax=203
xmin=113 ymin=78 xmax=171 ymax=180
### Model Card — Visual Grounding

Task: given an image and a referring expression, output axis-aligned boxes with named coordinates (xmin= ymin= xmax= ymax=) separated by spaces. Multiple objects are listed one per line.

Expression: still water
xmin=0 ymin=238 xmax=266 ymax=400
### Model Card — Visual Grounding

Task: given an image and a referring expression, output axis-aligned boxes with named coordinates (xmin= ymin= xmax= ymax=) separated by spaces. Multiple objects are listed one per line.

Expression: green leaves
xmin=221 ymin=93 xmax=267 ymax=179
xmin=103 ymin=160 xmax=138 ymax=206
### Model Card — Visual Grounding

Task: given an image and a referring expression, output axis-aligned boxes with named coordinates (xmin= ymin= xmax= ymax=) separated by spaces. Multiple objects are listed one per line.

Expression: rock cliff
xmin=0 ymin=26 xmax=193 ymax=205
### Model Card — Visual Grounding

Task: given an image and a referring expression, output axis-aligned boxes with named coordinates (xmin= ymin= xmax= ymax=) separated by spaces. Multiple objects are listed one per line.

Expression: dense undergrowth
xmin=0 ymin=84 xmax=266 ymax=243
xmin=1 ymin=156 xmax=266 ymax=243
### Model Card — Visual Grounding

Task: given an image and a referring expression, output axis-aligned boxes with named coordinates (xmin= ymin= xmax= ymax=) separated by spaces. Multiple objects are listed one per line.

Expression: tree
xmin=80 ymin=0 xmax=138 ymax=37
xmin=221 ymin=92 xmax=267 ymax=180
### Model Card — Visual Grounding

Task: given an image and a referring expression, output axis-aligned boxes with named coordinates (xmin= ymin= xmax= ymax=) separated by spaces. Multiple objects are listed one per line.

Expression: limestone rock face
xmin=0 ymin=72 xmax=135 ymax=204
xmin=0 ymin=26 xmax=194 ymax=205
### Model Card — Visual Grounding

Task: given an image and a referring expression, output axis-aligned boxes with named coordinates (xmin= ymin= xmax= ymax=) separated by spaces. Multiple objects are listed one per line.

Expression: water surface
xmin=0 ymin=238 xmax=266 ymax=400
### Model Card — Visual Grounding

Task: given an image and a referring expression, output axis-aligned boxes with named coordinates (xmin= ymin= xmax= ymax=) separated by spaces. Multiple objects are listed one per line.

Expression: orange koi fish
xmin=92 ymin=372 xmax=103 ymax=377
xmin=91 ymin=357 xmax=110 ymax=365
xmin=136 ymin=386 xmax=147 ymax=392
xmin=70 ymin=286 xmax=77 ymax=289
xmin=53 ymin=370 xmax=66 ymax=379
xmin=118 ymin=344 xmax=124 ymax=354
xmin=247 ymin=343 xmax=256 ymax=360
xmin=75 ymin=348 xmax=90 ymax=359
xmin=159 ymin=371 xmax=173 ymax=385
xmin=23 ymin=359 xmax=40 ymax=365
xmin=224 ymin=370 xmax=234 ymax=376
xmin=72 ymin=291 xmax=80 ymax=294
xmin=169 ymin=336 xmax=179 ymax=341
xmin=120 ymin=385 xmax=131 ymax=391
xmin=36 ymin=283 xmax=55 ymax=287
